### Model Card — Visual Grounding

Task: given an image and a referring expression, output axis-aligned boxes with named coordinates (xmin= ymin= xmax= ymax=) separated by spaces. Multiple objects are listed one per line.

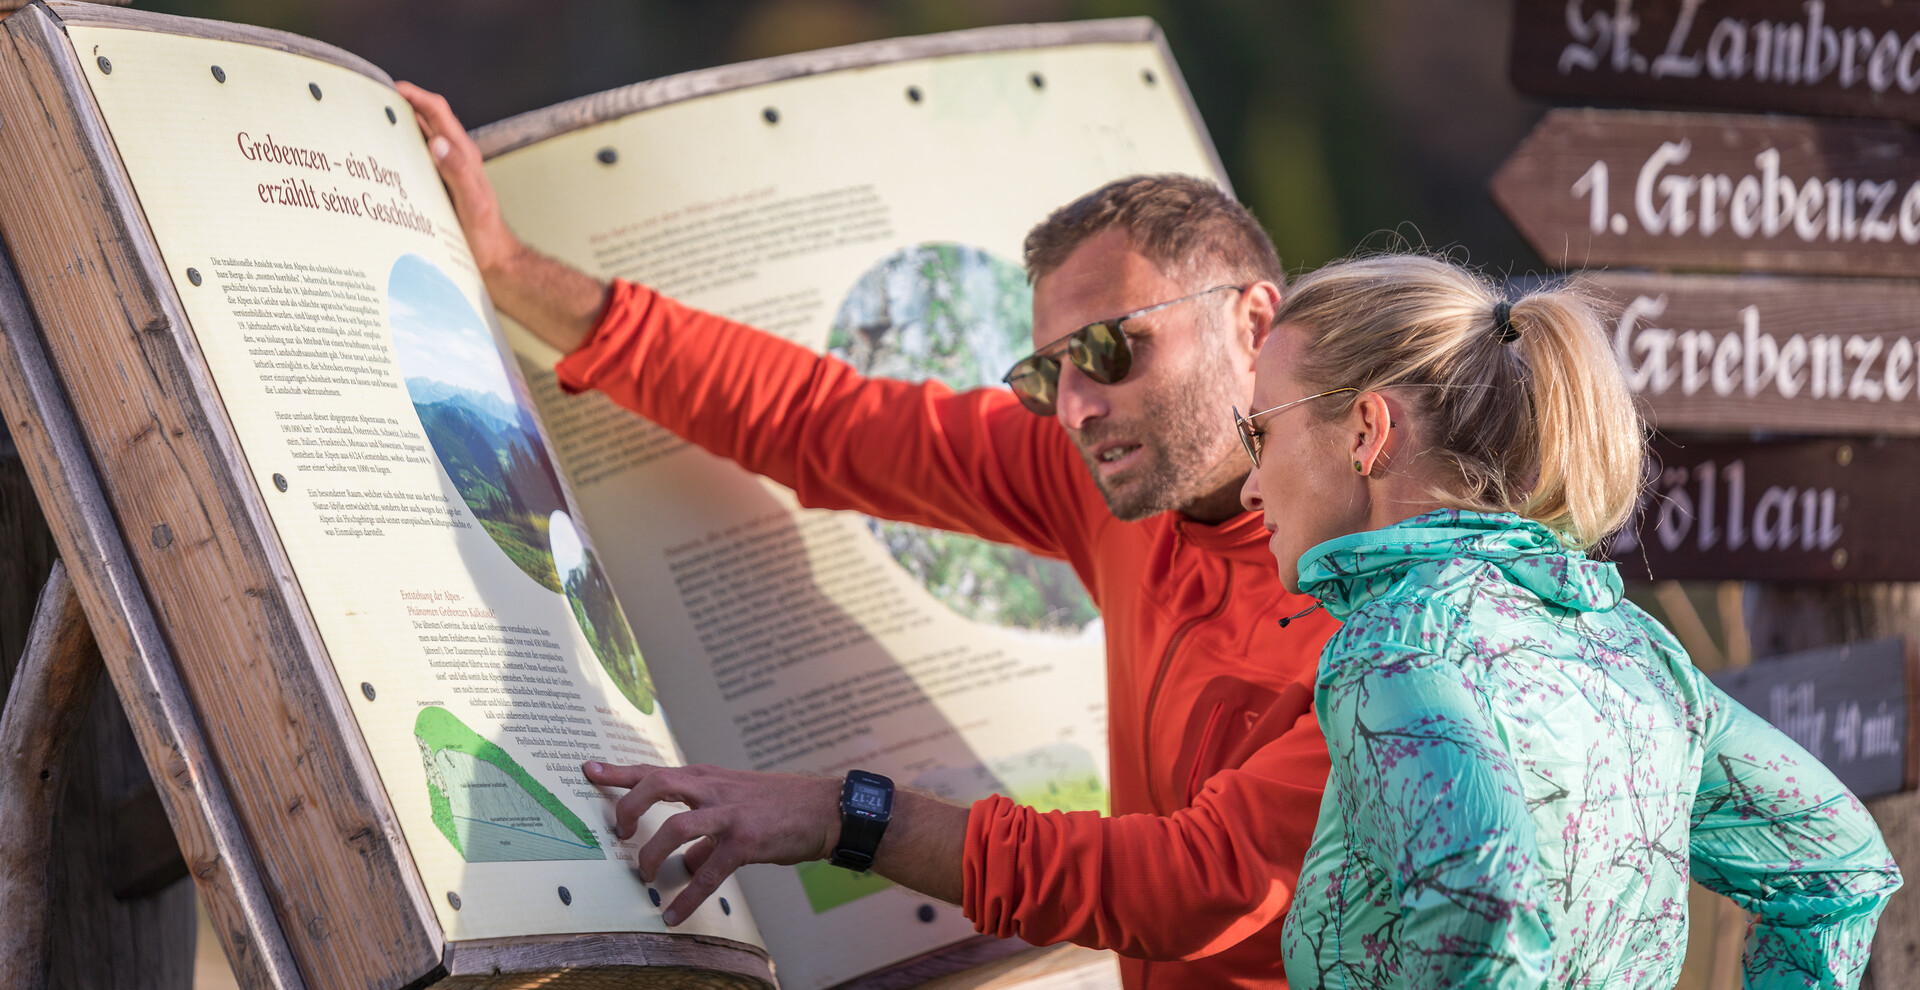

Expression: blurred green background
xmin=139 ymin=0 xmax=1547 ymax=276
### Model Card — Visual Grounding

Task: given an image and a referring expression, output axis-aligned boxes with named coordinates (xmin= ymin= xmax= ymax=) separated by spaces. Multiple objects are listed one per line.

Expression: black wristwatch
xmin=829 ymin=770 xmax=894 ymax=872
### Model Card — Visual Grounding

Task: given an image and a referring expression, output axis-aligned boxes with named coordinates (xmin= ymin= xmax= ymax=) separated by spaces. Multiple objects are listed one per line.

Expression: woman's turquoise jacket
xmin=1280 ymin=510 xmax=1900 ymax=989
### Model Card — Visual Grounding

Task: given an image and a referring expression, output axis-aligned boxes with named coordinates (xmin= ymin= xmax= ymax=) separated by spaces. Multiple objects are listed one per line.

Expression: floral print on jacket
xmin=1280 ymin=510 xmax=1900 ymax=989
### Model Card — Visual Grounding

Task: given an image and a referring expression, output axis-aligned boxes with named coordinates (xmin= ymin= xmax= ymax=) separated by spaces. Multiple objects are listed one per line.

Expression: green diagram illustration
xmin=793 ymin=742 xmax=1107 ymax=913
xmin=415 ymin=706 xmax=604 ymax=862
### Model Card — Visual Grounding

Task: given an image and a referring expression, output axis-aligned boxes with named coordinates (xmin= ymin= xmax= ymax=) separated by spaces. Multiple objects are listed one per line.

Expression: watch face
xmin=848 ymin=781 xmax=890 ymax=814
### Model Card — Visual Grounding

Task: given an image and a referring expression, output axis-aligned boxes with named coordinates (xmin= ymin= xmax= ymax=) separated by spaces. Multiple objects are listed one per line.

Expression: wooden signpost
xmin=1511 ymin=0 xmax=1920 ymax=123
xmin=1707 ymin=637 xmax=1917 ymax=798
xmin=1577 ymin=270 xmax=1920 ymax=435
xmin=1611 ymin=435 xmax=1920 ymax=581
xmin=1492 ymin=107 xmax=1920 ymax=277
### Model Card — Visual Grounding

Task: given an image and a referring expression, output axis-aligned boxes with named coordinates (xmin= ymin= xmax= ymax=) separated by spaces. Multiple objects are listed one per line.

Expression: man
xmin=401 ymin=82 xmax=1339 ymax=989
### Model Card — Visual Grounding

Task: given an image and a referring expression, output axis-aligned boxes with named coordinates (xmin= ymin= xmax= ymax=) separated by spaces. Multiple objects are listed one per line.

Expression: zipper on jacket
xmin=1141 ymin=563 xmax=1234 ymax=815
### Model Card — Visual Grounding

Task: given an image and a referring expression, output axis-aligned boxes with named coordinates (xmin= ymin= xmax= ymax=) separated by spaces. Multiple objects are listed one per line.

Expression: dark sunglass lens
xmin=1005 ymin=356 xmax=1059 ymax=415
xmin=1071 ymin=322 xmax=1130 ymax=384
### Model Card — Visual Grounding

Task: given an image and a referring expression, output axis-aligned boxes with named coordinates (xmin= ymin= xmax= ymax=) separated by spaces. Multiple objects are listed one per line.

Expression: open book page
xmin=65 ymin=24 xmax=761 ymax=947
xmin=484 ymin=39 xmax=1219 ymax=989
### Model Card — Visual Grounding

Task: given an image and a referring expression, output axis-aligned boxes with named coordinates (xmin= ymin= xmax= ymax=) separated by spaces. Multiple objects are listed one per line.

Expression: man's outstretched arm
xmin=397 ymin=81 xmax=607 ymax=354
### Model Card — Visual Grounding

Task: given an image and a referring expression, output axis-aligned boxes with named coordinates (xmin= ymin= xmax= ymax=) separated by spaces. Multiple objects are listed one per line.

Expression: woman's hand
xmin=584 ymin=760 xmax=840 ymax=925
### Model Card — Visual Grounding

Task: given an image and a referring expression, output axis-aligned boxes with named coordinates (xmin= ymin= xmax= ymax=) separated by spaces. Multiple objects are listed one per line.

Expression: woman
xmin=1236 ymin=254 xmax=1900 ymax=988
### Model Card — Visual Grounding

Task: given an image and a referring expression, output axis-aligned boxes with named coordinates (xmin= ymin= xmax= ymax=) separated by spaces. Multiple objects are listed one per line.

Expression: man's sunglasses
xmin=1001 ymin=284 xmax=1245 ymax=416
xmin=1233 ymin=388 xmax=1358 ymax=467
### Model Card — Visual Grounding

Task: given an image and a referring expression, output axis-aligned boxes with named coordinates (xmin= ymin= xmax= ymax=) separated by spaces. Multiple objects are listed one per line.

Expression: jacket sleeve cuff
xmin=553 ymin=278 xmax=656 ymax=395
xmin=962 ymin=794 xmax=1105 ymax=946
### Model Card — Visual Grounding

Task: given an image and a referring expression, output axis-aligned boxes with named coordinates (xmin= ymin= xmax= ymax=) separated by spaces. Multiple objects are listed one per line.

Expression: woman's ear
xmin=1351 ymin=392 xmax=1394 ymax=476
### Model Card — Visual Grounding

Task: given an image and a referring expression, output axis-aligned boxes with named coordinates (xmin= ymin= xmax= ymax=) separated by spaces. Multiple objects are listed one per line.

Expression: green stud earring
xmin=1353 ymin=460 xmax=1364 ymax=473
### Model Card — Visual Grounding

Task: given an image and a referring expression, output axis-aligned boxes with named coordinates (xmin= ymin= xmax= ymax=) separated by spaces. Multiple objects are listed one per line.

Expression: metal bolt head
xmin=186 ymin=267 xmax=202 ymax=286
xmin=762 ymin=107 xmax=779 ymax=124
xmin=96 ymin=55 xmax=111 ymax=74
xmin=150 ymin=523 xmax=173 ymax=549
xmin=272 ymin=472 xmax=287 ymax=492
xmin=1832 ymin=548 xmax=1850 ymax=569
xmin=1837 ymin=444 xmax=1854 ymax=466
xmin=211 ymin=65 xmax=226 ymax=83
xmin=557 ymin=886 xmax=572 ymax=905
xmin=595 ymin=147 xmax=618 ymax=165
xmin=360 ymin=682 xmax=375 ymax=701
xmin=446 ymin=891 xmax=461 ymax=910
xmin=308 ymin=82 xmax=322 ymax=101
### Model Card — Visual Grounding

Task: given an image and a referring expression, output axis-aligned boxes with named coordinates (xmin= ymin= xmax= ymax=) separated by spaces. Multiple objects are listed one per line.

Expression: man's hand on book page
xmin=585 ymin=760 xmax=839 ymax=925
xmin=396 ymin=82 xmax=606 ymax=353
xmin=585 ymin=759 xmax=968 ymax=924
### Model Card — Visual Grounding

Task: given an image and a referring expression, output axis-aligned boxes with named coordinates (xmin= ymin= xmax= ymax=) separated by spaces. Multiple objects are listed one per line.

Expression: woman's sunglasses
xmin=1233 ymin=388 xmax=1358 ymax=467
xmin=1001 ymin=284 xmax=1245 ymax=416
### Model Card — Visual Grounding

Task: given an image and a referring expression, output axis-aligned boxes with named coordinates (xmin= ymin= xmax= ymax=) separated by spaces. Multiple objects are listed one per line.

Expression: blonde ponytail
xmin=1275 ymin=255 xmax=1644 ymax=549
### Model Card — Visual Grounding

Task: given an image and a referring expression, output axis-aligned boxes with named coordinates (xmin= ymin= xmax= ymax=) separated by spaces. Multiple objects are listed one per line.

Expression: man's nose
xmin=1053 ymin=361 xmax=1110 ymax=431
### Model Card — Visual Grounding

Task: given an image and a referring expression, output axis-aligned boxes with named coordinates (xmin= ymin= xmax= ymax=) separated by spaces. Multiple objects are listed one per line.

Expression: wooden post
xmin=0 ymin=562 xmax=102 ymax=986
xmin=0 ymin=432 xmax=195 ymax=989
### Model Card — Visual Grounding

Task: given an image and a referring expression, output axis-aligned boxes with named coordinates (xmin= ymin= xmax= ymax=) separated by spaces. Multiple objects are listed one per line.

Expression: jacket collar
xmin=1294 ymin=509 xmax=1622 ymax=620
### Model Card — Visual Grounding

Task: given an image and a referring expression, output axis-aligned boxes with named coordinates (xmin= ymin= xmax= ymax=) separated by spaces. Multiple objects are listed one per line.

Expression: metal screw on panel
xmin=558 ymin=886 xmax=572 ymax=905
xmin=648 ymin=887 xmax=662 ymax=907
xmin=906 ymin=86 xmax=923 ymax=103
xmin=762 ymin=107 xmax=780 ymax=124
xmin=1142 ymin=68 xmax=1156 ymax=84
xmin=211 ymin=65 xmax=226 ymax=83
xmin=186 ymin=268 xmax=202 ymax=286
xmin=1029 ymin=72 xmax=1045 ymax=89
xmin=97 ymin=56 xmax=111 ymax=74
xmin=309 ymin=82 xmax=322 ymax=100
xmin=917 ymin=904 xmax=936 ymax=923
xmin=272 ymin=472 xmax=288 ymax=492
xmin=150 ymin=524 xmax=173 ymax=549
xmin=719 ymin=897 xmax=731 ymax=915
xmin=385 ymin=106 xmax=397 ymax=124
xmin=596 ymin=147 xmax=617 ymax=165
xmin=446 ymin=891 xmax=461 ymax=910
xmin=360 ymin=682 xmax=375 ymax=701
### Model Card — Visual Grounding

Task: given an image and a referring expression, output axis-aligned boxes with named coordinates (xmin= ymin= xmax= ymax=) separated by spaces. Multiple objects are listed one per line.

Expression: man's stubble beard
xmin=1072 ymin=324 xmax=1246 ymax=523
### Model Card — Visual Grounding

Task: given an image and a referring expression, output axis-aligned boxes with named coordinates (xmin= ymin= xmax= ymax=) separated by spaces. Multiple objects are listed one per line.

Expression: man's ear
xmin=1240 ymin=281 xmax=1282 ymax=359
xmin=1352 ymin=392 xmax=1394 ymax=475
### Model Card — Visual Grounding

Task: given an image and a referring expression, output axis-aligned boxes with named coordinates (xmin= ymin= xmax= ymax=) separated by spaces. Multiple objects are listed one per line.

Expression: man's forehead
xmin=1030 ymin=233 xmax=1184 ymax=338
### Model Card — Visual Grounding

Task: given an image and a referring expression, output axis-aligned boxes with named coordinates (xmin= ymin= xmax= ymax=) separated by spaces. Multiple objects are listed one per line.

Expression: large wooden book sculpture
xmin=0 ymin=3 xmax=1224 ymax=987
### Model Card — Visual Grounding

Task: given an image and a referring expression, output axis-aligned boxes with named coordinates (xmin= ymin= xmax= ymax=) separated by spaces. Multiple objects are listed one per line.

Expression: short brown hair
xmin=1023 ymin=174 xmax=1282 ymax=288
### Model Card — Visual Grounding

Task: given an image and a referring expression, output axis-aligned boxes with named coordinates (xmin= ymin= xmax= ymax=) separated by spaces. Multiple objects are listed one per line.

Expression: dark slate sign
xmin=1512 ymin=0 xmax=1920 ymax=123
xmin=1708 ymin=637 xmax=1914 ymax=798
xmin=1609 ymin=435 xmax=1920 ymax=581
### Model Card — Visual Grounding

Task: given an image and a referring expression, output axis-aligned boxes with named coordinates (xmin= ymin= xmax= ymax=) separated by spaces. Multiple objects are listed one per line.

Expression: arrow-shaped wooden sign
xmin=1576 ymin=270 xmax=1920 ymax=435
xmin=1493 ymin=107 xmax=1920 ymax=276
xmin=1511 ymin=0 xmax=1920 ymax=124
